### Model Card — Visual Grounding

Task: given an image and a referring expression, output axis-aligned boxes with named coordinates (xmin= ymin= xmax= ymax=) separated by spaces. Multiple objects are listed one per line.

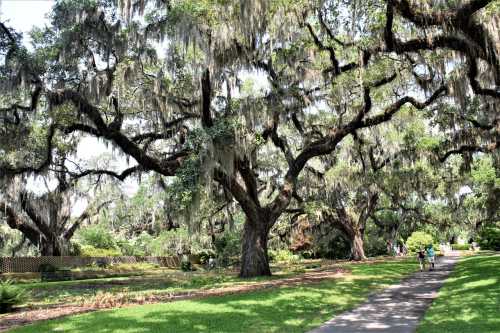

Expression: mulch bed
xmin=0 ymin=267 xmax=349 ymax=332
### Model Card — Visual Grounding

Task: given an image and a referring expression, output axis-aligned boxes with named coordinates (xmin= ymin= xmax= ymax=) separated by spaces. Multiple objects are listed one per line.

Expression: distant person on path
xmin=417 ymin=248 xmax=426 ymax=271
xmin=393 ymin=244 xmax=400 ymax=256
xmin=426 ymin=244 xmax=436 ymax=271
xmin=439 ymin=243 xmax=447 ymax=256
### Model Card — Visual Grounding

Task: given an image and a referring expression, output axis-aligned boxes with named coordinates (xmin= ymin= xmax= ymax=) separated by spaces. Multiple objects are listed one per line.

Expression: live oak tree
xmin=0 ymin=171 xmax=103 ymax=256
xmin=285 ymin=118 xmax=422 ymax=260
xmin=1 ymin=0 xmax=499 ymax=276
xmin=429 ymin=97 xmax=499 ymax=228
xmin=371 ymin=161 xmax=440 ymax=252
xmin=432 ymin=154 xmax=500 ymax=237
xmin=288 ymin=136 xmax=388 ymax=260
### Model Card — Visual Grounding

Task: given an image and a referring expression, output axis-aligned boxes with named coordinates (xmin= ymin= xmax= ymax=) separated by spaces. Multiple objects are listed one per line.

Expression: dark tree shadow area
xmin=11 ymin=260 xmax=419 ymax=333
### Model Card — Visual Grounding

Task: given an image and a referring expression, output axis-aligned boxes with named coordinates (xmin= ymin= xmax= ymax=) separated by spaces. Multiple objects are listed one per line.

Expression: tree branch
xmin=0 ymin=201 xmax=41 ymax=247
xmin=48 ymin=89 xmax=186 ymax=177
xmin=201 ymin=68 xmax=213 ymax=127
xmin=438 ymin=141 xmax=498 ymax=162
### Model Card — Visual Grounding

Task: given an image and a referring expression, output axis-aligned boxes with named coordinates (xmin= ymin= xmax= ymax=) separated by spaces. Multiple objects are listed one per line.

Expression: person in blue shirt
xmin=426 ymin=244 xmax=436 ymax=271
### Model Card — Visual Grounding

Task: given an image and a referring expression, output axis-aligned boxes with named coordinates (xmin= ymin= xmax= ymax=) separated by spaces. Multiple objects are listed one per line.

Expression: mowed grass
xmin=14 ymin=264 xmax=302 ymax=307
xmin=19 ymin=272 xmax=286 ymax=306
xmin=10 ymin=259 xmax=417 ymax=333
xmin=417 ymin=252 xmax=500 ymax=333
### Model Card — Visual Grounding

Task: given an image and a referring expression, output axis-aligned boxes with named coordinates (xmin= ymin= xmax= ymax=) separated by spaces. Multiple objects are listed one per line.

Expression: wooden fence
xmin=0 ymin=256 xmax=182 ymax=273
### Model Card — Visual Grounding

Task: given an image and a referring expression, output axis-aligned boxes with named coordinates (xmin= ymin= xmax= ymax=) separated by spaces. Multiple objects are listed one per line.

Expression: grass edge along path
xmin=8 ymin=259 xmax=418 ymax=333
xmin=416 ymin=252 xmax=500 ymax=333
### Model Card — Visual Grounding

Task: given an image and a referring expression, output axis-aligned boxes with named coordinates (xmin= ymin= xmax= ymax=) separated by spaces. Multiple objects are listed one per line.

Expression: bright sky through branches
xmin=1 ymin=0 xmax=139 ymax=213
xmin=0 ymin=0 xmax=53 ymax=47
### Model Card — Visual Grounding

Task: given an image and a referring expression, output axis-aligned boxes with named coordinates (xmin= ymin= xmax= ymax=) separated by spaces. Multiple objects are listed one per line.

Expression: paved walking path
xmin=309 ymin=254 xmax=460 ymax=333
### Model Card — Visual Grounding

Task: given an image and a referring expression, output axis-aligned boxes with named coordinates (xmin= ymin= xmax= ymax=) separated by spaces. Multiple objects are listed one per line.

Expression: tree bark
xmin=386 ymin=239 xmax=393 ymax=255
xmin=240 ymin=218 xmax=271 ymax=278
xmin=214 ymin=169 xmax=274 ymax=278
xmin=40 ymin=238 xmax=63 ymax=256
xmin=351 ymin=230 xmax=366 ymax=261
xmin=2 ymin=196 xmax=77 ymax=256
xmin=326 ymin=211 xmax=367 ymax=261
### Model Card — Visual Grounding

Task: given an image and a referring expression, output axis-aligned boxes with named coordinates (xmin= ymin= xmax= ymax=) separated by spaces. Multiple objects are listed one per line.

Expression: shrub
xmin=116 ymin=239 xmax=144 ymax=256
xmin=269 ymin=249 xmax=301 ymax=264
xmin=94 ymin=259 xmax=109 ymax=268
xmin=180 ymin=260 xmax=193 ymax=272
xmin=406 ymin=231 xmax=435 ymax=254
xmin=196 ymin=250 xmax=216 ymax=265
xmin=69 ymin=242 xmax=82 ymax=256
xmin=0 ymin=280 xmax=28 ymax=313
xmin=80 ymin=245 xmax=121 ymax=257
xmin=38 ymin=263 xmax=57 ymax=273
xmin=300 ymin=251 xmax=314 ymax=259
xmin=74 ymin=262 xmax=158 ymax=272
xmin=214 ymin=232 xmax=241 ymax=267
xmin=478 ymin=224 xmax=500 ymax=250
xmin=314 ymin=234 xmax=351 ymax=259
xmin=78 ymin=225 xmax=117 ymax=250
xmin=364 ymin=236 xmax=388 ymax=257
xmin=150 ymin=228 xmax=192 ymax=256
xmin=451 ymin=244 xmax=470 ymax=251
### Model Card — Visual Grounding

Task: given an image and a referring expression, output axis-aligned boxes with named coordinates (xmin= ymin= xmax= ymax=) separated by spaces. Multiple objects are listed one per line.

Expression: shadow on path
xmin=309 ymin=255 xmax=460 ymax=333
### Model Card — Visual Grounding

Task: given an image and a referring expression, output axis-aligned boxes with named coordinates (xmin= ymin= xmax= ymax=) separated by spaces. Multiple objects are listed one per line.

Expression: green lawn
xmin=417 ymin=253 xmax=500 ymax=333
xmin=10 ymin=259 xmax=416 ymax=333
xmin=15 ymin=265 xmax=302 ymax=307
xmin=19 ymin=273 xmax=274 ymax=306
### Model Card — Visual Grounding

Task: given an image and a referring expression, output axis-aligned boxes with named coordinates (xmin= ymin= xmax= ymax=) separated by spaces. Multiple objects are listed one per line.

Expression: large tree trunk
xmin=40 ymin=236 xmax=64 ymax=256
xmin=327 ymin=212 xmax=367 ymax=261
xmin=240 ymin=218 xmax=271 ymax=278
xmin=351 ymin=230 xmax=366 ymax=261
xmin=386 ymin=239 xmax=393 ymax=255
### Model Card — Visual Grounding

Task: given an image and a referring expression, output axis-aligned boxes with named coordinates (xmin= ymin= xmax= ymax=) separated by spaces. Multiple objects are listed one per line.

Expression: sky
xmin=0 ymin=0 xmax=53 ymax=40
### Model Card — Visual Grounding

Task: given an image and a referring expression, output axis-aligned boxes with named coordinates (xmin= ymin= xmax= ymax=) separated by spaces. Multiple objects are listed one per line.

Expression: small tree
xmin=406 ymin=231 xmax=434 ymax=254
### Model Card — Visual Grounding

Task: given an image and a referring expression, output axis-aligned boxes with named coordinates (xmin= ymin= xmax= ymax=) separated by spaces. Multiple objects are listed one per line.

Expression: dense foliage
xmin=478 ymin=223 xmax=500 ymax=250
xmin=0 ymin=280 xmax=28 ymax=313
xmin=0 ymin=0 xmax=498 ymax=277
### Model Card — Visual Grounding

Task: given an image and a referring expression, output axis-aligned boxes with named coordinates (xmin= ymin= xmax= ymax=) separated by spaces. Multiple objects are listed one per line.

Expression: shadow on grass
xmin=26 ymin=269 xmax=297 ymax=306
xmin=416 ymin=253 xmax=500 ymax=333
xmin=11 ymin=278 xmax=409 ymax=332
xmin=10 ymin=260 xmax=419 ymax=333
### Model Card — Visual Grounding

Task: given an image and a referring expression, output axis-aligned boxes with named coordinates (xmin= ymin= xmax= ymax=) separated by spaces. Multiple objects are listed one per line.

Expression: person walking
xmin=417 ymin=248 xmax=426 ymax=271
xmin=401 ymin=244 xmax=408 ymax=256
xmin=426 ymin=244 xmax=436 ymax=271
